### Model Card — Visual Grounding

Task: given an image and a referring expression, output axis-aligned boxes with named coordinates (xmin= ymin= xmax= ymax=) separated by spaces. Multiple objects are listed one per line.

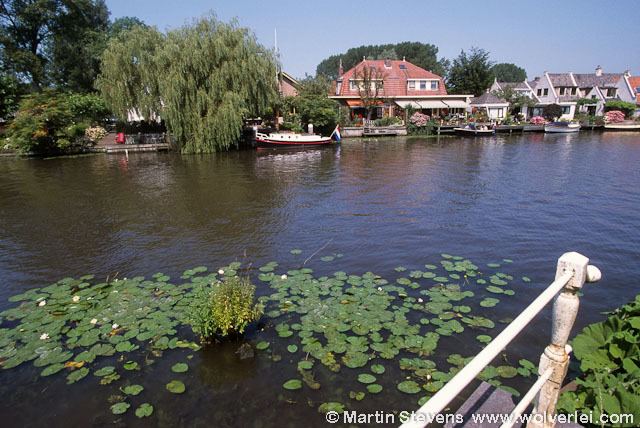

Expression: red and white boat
xmin=255 ymin=126 xmax=340 ymax=148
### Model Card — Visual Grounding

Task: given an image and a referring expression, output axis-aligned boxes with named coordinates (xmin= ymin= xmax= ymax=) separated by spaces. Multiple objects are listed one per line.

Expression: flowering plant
xmin=529 ymin=116 xmax=545 ymax=125
xmin=604 ymin=110 xmax=625 ymax=123
xmin=409 ymin=112 xmax=430 ymax=126
xmin=84 ymin=126 xmax=108 ymax=143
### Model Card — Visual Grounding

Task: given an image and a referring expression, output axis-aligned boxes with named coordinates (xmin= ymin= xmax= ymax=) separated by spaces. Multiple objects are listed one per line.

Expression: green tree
xmin=447 ymin=47 xmax=494 ymax=96
xmin=0 ymin=71 xmax=22 ymax=118
xmin=282 ymin=76 xmax=338 ymax=135
xmin=316 ymin=42 xmax=448 ymax=80
xmin=0 ymin=0 xmax=110 ymax=91
xmin=109 ymin=16 xmax=146 ymax=38
xmin=96 ymin=25 xmax=164 ymax=122
xmin=491 ymin=63 xmax=527 ymax=82
xmin=492 ymin=87 xmax=535 ymax=116
xmin=97 ymin=16 xmax=278 ymax=153
xmin=542 ymin=103 xmax=563 ymax=120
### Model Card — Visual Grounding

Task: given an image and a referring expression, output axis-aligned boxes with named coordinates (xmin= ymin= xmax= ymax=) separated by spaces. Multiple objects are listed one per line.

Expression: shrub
xmin=409 ymin=112 xmax=430 ymax=126
xmin=529 ymin=116 xmax=545 ymax=125
xmin=189 ymin=276 xmax=263 ymax=342
xmin=542 ymin=104 xmax=563 ymax=120
xmin=557 ymin=294 xmax=640 ymax=425
xmin=84 ymin=126 xmax=108 ymax=143
xmin=374 ymin=116 xmax=402 ymax=127
xmin=605 ymin=110 xmax=626 ymax=123
xmin=604 ymin=100 xmax=636 ymax=118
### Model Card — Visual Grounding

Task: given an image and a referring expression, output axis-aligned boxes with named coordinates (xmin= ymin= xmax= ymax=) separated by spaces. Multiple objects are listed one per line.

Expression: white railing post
xmin=528 ymin=252 xmax=601 ymax=428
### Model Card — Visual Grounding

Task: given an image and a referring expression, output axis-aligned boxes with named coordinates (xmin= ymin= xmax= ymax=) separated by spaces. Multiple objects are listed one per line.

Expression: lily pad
xmin=171 ymin=362 xmax=189 ymax=373
xmin=283 ymin=379 xmax=302 ymax=390
xmin=122 ymin=384 xmax=144 ymax=396
xmin=480 ymin=297 xmax=500 ymax=308
xmin=287 ymin=345 xmax=298 ymax=353
xmin=371 ymin=364 xmax=385 ymax=374
xmin=166 ymin=380 xmax=186 ymax=394
xmin=135 ymin=403 xmax=154 ymax=418
xmin=367 ymin=383 xmax=383 ymax=394
xmin=357 ymin=373 xmax=376 ymax=384
xmin=318 ymin=402 xmax=345 ymax=413
xmin=256 ymin=341 xmax=270 ymax=350
xmin=397 ymin=380 xmax=421 ymax=394
xmin=111 ymin=402 xmax=130 ymax=415
xmin=290 ymin=249 xmax=302 ymax=255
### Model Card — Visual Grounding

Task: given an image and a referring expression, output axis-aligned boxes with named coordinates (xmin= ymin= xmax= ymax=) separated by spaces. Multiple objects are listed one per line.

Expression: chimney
xmin=402 ymin=56 xmax=406 ymax=62
xmin=384 ymin=59 xmax=391 ymax=68
xmin=338 ymin=58 xmax=343 ymax=77
xmin=624 ymin=69 xmax=630 ymax=77
xmin=595 ymin=65 xmax=603 ymax=76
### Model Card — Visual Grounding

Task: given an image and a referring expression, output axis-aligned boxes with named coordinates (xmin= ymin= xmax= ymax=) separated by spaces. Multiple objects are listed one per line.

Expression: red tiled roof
xmin=332 ymin=59 xmax=447 ymax=97
xmin=628 ymin=76 xmax=640 ymax=104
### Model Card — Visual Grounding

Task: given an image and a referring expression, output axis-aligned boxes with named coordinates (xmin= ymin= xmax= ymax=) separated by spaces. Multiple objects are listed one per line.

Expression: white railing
xmin=400 ymin=252 xmax=601 ymax=428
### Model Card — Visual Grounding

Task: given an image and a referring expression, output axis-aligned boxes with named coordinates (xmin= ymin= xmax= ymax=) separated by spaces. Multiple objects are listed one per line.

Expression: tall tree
xmin=0 ymin=0 xmax=110 ymax=91
xmin=109 ymin=16 xmax=146 ymax=38
xmin=283 ymin=75 xmax=338 ymax=135
xmin=316 ymin=42 xmax=448 ymax=80
xmin=446 ymin=47 xmax=494 ymax=96
xmin=97 ymin=16 xmax=278 ymax=153
xmin=95 ymin=25 xmax=164 ymax=121
xmin=491 ymin=62 xmax=527 ymax=82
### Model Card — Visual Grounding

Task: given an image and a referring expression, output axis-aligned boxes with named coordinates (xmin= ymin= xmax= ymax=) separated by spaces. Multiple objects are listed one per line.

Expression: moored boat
xmin=544 ymin=121 xmax=580 ymax=133
xmin=255 ymin=125 xmax=340 ymax=148
xmin=453 ymin=125 xmax=495 ymax=136
xmin=604 ymin=122 xmax=640 ymax=131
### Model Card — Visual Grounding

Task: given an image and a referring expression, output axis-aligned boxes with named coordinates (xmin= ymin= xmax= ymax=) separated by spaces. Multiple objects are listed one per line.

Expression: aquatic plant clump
xmin=0 ymin=254 xmax=537 ymax=421
xmin=188 ymin=276 xmax=263 ymax=342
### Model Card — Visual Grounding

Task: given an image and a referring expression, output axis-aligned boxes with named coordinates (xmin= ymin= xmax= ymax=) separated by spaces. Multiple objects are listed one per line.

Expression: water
xmin=1 ymin=132 xmax=639 ymax=426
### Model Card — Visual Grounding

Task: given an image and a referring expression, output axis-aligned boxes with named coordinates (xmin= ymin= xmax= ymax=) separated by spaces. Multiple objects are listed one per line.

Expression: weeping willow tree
xmin=96 ymin=15 xmax=277 ymax=153
xmin=95 ymin=25 xmax=164 ymax=121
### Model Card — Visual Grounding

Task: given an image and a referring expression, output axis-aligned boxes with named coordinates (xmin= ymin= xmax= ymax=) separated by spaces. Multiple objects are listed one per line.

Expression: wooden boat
xmin=544 ymin=122 xmax=580 ymax=133
xmin=453 ymin=126 xmax=495 ymax=136
xmin=604 ymin=122 xmax=640 ymax=131
xmin=255 ymin=132 xmax=333 ymax=148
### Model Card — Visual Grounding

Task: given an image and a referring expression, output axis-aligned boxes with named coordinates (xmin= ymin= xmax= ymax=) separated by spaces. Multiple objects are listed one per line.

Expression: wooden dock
xmin=91 ymin=143 xmax=170 ymax=154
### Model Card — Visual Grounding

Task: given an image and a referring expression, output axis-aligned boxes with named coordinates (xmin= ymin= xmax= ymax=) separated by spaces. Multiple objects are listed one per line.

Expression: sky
xmin=105 ymin=0 xmax=640 ymax=80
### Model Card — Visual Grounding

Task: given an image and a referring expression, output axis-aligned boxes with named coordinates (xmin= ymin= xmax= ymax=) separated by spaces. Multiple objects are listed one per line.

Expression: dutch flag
xmin=331 ymin=125 xmax=341 ymax=142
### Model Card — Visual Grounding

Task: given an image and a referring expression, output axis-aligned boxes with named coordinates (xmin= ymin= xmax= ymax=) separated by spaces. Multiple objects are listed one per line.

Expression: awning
xmin=441 ymin=100 xmax=468 ymax=109
xmin=417 ymin=100 xmax=448 ymax=109
xmin=345 ymin=99 xmax=363 ymax=107
xmin=395 ymin=100 xmax=423 ymax=109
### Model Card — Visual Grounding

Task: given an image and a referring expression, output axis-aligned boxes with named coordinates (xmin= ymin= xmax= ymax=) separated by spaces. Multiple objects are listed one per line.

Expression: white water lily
xmin=377 ymin=287 xmax=383 ymax=292
xmin=218 ymin=269 xmax=224 ymax=275
xmin=112 ymin=323 xmax=119 ymax=329
xmin=418 ymin=298 xmax=423 ymax=303
xmin=281 ymin=274 xmax=287 ymax=280
xmin=90 ymin=318 xmax=98 ymax=325
xmin=40 ymin=333 xmax=49 ymax=340
xmin=72 ymin=295 xmax=80 ymax=303
xmin=426 ymin=374 xmax=431 ymax=380
xmin=38 ymin=300 xmax=46 ymax=307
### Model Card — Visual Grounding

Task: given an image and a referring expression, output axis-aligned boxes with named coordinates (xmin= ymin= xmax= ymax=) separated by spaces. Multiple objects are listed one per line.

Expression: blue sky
xmin=105 ymin=0 xmax=639 ymax=80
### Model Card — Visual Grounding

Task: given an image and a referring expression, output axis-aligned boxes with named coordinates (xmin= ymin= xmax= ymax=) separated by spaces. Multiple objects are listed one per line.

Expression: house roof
xmin=333 ymin=59 xmax=448 ymax=97
xmin=548 ymin=73 xmax=577 ymax=87
xmin=470 ymin=92 xmax=508 ymax=105
xmin=573 ymin=73 xmax=624 ymax=89
xmin=628 ymin=76 xmax=640 ymax=103
xmin=497 ymin=81 xmax=530 ymax=91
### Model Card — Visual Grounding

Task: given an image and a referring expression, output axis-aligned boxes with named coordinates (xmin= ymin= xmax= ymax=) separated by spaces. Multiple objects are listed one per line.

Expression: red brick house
xmin=329 ymin=58 xmax=471 ymax=122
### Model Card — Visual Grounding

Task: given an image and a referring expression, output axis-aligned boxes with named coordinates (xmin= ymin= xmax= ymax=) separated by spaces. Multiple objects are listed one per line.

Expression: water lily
xmin=40 ymin=333 xmax=49 ymax=340
xmin=377 ymin=287 xmax=383 ymax=292
xmin=90 ymin=318 xmax=98 ymax=325
xmin=72 ymin=295 xmax=80 ymax=303
xmin=38 ymin=300 xmax=46 ymax=307
xmin=218 ymin=269 xmax=224 ymax=275
xmin=281 ymin=274 xmax=287 ymax=280
xmin=112 ymin=323 xmax=119 ymax=329
xmin=418 ymin=298 xmax=424 ymax=303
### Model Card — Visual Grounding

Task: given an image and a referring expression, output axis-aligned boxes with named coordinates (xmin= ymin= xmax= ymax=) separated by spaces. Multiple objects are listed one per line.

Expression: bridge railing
xmin=400 ymin=252 xmax=601 ymax=428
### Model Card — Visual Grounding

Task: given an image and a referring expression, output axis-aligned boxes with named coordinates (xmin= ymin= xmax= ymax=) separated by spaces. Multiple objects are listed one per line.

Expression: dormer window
xmin=407 ymin=79 xmax=438 ymax=91
xmin=408 ymin=81 xmax=415 ymax=90
xmin=419 ymin=81 xmax=427 ymax=90
xmin=559 ymin=88 xmax=566 ymax=95
xmin=571 ymin=88 xmax=576 ymax=95
xmin=607 ymin=88 xmax=617 ymax=97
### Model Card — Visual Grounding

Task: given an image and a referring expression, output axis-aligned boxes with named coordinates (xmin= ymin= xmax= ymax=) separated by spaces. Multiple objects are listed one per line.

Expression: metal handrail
xmin=400 ymin=252 xmax=601 ymax=428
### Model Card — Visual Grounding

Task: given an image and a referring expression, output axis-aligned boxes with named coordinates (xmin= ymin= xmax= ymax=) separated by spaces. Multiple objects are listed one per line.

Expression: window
xmin=420 ymin=80 xmax=427 ymax=90
xmin=336 ymin=81 xmax=342 ymax=94
xmin=497 ymin=108 xmax=504 ymax=118
xmin=408 ymin=80 xmax=415 ymax=90
xmin=430 ymin=81 xmax=438 ymax=90
xmin=636 ymin=86 xmax=640 ymax=94
xmin=559 ymin=87 xmax=566 ymax=95
xmin=591 ymin=95 xmax=597 ymax=100
xmin=571 ymin=88 xmax=577 ymax=95
xmin=537 ymin=89 xmax=542 ymax=96
xmin=349 ymin=80 xmax=357 ymax=91
xmin=399 ymin=64 xmax=407 ymax=70
xmin=561 ymin=106 xmax=570 ymax=115
xmin=607 ymin=88 xmax=616 ymax=97
xmin=543 ymin=88 xmax=549 ymax=96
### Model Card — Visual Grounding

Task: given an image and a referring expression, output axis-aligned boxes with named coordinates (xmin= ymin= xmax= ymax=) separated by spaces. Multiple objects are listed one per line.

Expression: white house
xmin=489 ymin=79 xmax=537 ymax=118
xmin=469 ymin=92 xmax=509 ymax=120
